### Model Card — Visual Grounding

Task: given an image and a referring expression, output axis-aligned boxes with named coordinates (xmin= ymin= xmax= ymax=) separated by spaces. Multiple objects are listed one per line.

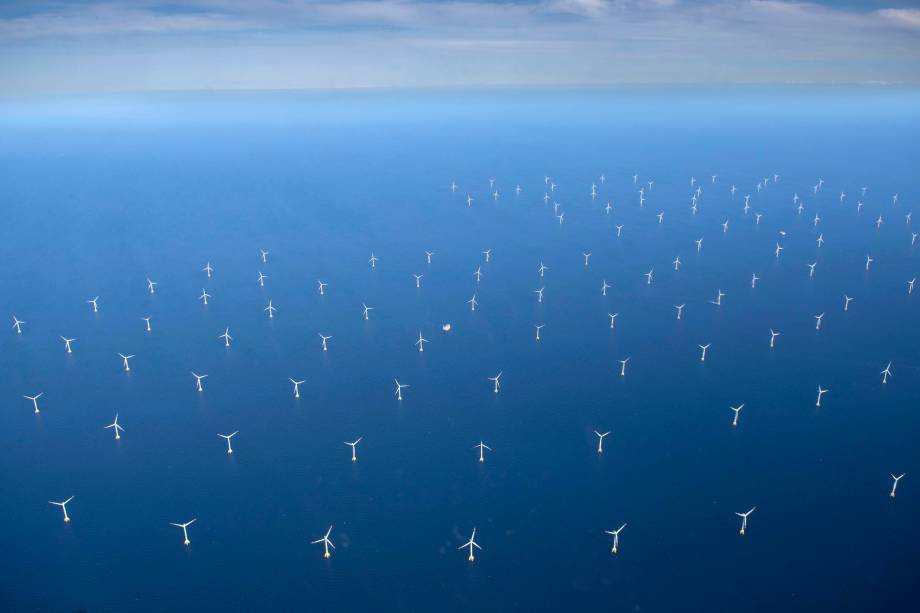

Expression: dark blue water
xmin=1 ymin=89 xmax=918 ymax=612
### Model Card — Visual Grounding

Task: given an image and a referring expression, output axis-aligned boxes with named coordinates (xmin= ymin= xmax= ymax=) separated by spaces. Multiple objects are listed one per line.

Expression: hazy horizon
xmin=2 ymin=0 xmax=919 ymax=96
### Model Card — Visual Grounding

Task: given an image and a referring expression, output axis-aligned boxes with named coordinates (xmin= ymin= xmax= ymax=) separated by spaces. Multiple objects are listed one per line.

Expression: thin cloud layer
xmin=0 ymin=0 xmax=918 ymax=94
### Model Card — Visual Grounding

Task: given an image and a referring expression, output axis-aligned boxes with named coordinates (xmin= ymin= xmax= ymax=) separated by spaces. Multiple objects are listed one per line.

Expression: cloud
xmin=0 ymin=0 xmax=918 ymax=93
xmin=877 ymin=8 xmax=920 ymax=30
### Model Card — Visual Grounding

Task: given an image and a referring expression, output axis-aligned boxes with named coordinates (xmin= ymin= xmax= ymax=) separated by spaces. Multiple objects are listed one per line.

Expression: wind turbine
xmin=61 ymin=336 xmax=75 ymax=353
xmin=105 ymin=414 xmax=124 ymax=440
xmin=474 ymin=440 xmax=492 ymax=462
xmin=488 ymin=372 xmax=502 ymax=394
xmin=170 ymin=519 xmax=196 ymax=546
xmin=881 ymin=362 xmax=892 ymax=384
xmin=219 ymin=327 xmax=233 ymax=347
xmin=49 ymin=496 xmax=75 ymax=523
xmin=202 ymin=262 xmax=213 ymax=278
xmin=345 ymin=437 xmax=362 ymax=462
xmin=415 ymin=332 xmax=429 ymax=352
xmin=594 ymin=431 xmax=610 ymax=453
xmin=24 ymin=393 xmax=42 ymax=414
xmin=319 ymin=334 xmax=332 ymax=351
xmin=699 ymin=343 xmax=711 ymax=362
xmin=730 ymin=404 xmax=744 ymax=427
xmin=11 ymin=315 xmax=24 ymax=334
xmin=218 ymin=431 xmax=238 ymax=454
xmin=192 ymin=372 xmax=208 ymax=392
xmin=264 ymin=300 xmax=277 ymax=319
xmin=816 ymin=386 xmax=829 ymax=407
xmin=735 ymin=507 xmax=756 ymax=536
xmin=289 ymin=378 xmax=305 ymax=399
xmin=311 ymin=525 xmax=335 ymax=558
xmin=458 ymin=528 xmax=482 ymax=561
xmin=890 ymin=473 xmax=906 ymax=498
xmin=199 ymin=289 xmax=211 ymax=305
xmin=605 ymin=523 xmax=627 ymax=554
xmin=87 ymin=296 xmax=99 ymax=313
xmin=394 ymin=379 xmax=409 ymax=400
xmin=118 ymin=353 xmax=135 ymax=372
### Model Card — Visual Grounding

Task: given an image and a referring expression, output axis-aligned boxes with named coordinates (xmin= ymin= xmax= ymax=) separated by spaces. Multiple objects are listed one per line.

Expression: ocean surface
xmin=0 ymin=88 xmax=918 ymax=612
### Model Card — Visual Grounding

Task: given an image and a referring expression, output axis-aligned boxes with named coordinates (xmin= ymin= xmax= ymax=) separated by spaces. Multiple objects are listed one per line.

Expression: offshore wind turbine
xmin=535 ymin=324 xmax=545 ymax=341
xmin=459 ymin=528 xmax=482 ymax=561
xmin=605 ymin=523 xmax=627 ymax=554
xmin=24 ymin=393 xmax=43 ymax=414
xmin=49 ymin=496 xmax=74 ymax=523
xmin=362 ymin=303 xmax=373 ymax=320
xmin=735 ymin=507 xmax=756 ymax=536
xmin=170 ymin=519 xmax=196 ymax=546
xmin=345 ymin=437 xmax=362 ymax=462
xmin=118 ymin=353 xmax=134 ymax=372
xmin=218 ymin=431 xmax=238 ymax=454
xmin=11 ymin=315 xmax=24 ymax=334
xmin=317 ymin=280 xmax=327 ymax=295
xmin=105 ymin=414 xmax=124 ymax=440
xmin=769 ymin=329 xmax=780 ymax=348
xmin=467 ymin=294 xmax=478 ymax=312
xmin=199 ymin=289 xmax=211 ymax=305
xmin=415 ymin=332 xmax=429 ymax=352
xmin=414 ymin=274 xmax=423 ymax=288
xmin=202 ymin=262 xmax=213 ymax=278
xmin=311 ymin=525 xmax=335 ymax=558
xmin=844 ymin=295 xmax=853 ymax=311
xmin=87 ymin=296 xmax=99 ymax=313
xmin=257 ymin=271 xmax=267 ymax=287
xmin=61 ymin=336 xmax=75 ymax=353
xmin=289 ymin=378 xmax=305 ymax=398
xmin=474 ymin=440 xmax=492 ymax=462
xmin=260 ymin=248 xmax=269 ymax=263
xmin=142 ymin=316 xmax=152 ymax=332
xmin=219 ymin=327 xmax=233 ymax=347
xmin=675 ymin=304 xmax=685 ymax=320
xmin=699 ymin=343 xmax=711 ymax=362
xmin=264 ymin=300 xmax=277 ymax=319
xmin=890 ymin=473 xmax=906 ymax=498
xmin=881 ymin=362 xmax=892 ymax=384
xmin=146 ymin=278 xmax=158 ymax=294
xmin=816 ymin=386 xmax=829 ymax=407
xmin=192 ymin=372 xmax=208 ymax=392
xmin=594 ymin=430 xmax=610 ymax=453
xmin=394 ymin=379 xmax=409 ymax=400
xmin=488 ymin=372 xmax=502 ymax=394
xmin=319 ymin=334 xmax=332 ymax=351
xmin=730 ymin=404 xmax=744 ymax=427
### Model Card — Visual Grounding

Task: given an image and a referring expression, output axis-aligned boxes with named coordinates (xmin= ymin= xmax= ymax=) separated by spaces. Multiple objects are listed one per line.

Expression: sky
xmin=1 ymin=0 xmax=919 ymax=95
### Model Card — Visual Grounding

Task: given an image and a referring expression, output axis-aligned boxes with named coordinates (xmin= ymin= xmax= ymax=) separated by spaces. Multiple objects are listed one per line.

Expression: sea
xmin=0 ymin=88 xmax=918 ymax=612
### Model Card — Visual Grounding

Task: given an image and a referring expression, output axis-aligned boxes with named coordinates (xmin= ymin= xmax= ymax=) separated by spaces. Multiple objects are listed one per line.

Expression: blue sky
xmin=1 ymin=1 xmax=919 ymax=94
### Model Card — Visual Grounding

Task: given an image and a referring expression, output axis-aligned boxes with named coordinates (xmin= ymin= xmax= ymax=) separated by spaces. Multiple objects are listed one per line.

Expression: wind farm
xmin=1 ymin=80 xmax=918 ymax=613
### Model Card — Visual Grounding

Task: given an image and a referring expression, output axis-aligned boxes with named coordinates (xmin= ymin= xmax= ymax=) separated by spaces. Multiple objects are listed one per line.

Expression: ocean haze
xmin=0 ymin=88 xmax=918 ymax=611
